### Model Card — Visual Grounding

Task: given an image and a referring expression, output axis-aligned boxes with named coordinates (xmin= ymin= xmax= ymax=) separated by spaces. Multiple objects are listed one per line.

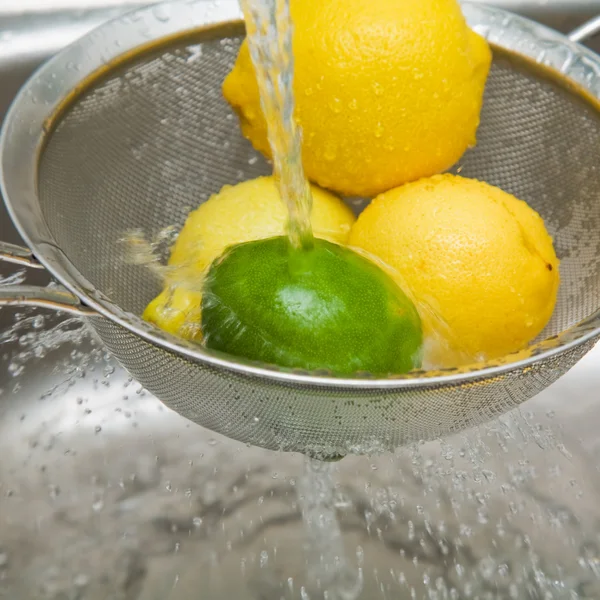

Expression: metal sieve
xmin=1 ymin=0 xmax=600 ymax=458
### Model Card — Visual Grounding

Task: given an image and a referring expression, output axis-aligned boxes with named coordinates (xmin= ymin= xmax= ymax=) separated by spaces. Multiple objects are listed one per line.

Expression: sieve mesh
xmin=93 ymin=315 xmax=595 ymax=455
xmin=15 ymin=13 xmax=600 ymax=455
xmin=38 ymin=36 xmax=600 ymax=336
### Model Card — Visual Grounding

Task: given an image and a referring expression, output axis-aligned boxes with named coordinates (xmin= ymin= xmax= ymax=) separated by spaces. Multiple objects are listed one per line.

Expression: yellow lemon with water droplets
xmin=348 ymin=174 xmax=560 ymax=365
xmin=223 ymin=0 xmax=492 ymax=197
xmin=143 ymin=176 xmax=355 ymax=339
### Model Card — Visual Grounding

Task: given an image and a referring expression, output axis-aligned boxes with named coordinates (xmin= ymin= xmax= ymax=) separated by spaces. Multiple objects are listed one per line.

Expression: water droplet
xmin=324 ymin=144 xmax=337 ymax=161
xmin=329 ymin=97 xmax=342 ymax=113
xmin=31 ymin=315 xmax=45 ymax=329
xmin=94 ymin=425 xmax=102 ymax=434
xmin=374 ymin=123 xmax=384 ymax=138
xmin=260 ymin=550 xmax=269 ymax=567
xmin=193 ymin=517 xmax=203 ymax=527
xmin=152 ymin=4 xmax=171 ymax=21
xmin=304 ymin=87 xmax=314 ymax=96
xmin=372 ymin=82 xmax=384 ymax=96
xmin=185 ymin=44 xmax=203 ymax=63
xmin=8 ymin=363 xmax=24 ymax=377
xmin=74 ymin=574 xmax=89 ymax=587
xmin=348 ymin=98 xmax=358 ymax=110
xmin=92 ymin=499 xmax=104 ymax=512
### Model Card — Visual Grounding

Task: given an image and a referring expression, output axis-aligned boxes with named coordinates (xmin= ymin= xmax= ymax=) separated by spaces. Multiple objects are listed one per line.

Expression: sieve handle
xmin=0 ymin=285 xmax=96 ymax=316
xmin=568 ymin=16 xmax=600 ymax=43
xmin=0 ymin=241 xmax=96 ymax=316
xmin=0 ymin=241 xmax=45 ymax=269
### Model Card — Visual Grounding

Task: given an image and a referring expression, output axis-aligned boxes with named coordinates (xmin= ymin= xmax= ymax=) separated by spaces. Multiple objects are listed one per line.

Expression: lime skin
xmin=201 ymin=236 xmax=422 ymax=376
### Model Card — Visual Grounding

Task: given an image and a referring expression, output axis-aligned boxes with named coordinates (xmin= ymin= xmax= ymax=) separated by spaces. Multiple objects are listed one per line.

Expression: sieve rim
xmin=1 ymin=0 xmax=599 ymax=390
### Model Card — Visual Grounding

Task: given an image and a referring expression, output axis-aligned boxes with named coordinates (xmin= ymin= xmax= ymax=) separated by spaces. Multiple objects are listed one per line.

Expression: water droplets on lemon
xmin=372 ymin=82 xmax=384 ymax=96
xmin=223 ymin=0 xmax=492 ymax=197
xmin=324 ymin=143 xmax=338 ymax=162
xmin=329 ymin=97 xmax=342 ymax=113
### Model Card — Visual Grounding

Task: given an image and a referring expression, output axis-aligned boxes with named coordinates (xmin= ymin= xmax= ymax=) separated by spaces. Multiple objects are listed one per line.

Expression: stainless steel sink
xmin=1 ymin=2 xmax=600 ymax=598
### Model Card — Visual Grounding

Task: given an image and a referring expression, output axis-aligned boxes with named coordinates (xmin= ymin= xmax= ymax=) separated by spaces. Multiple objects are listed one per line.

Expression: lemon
xmin=143 ymin=176 xmax=355 ymax=339
xmin=348 ymin=174 xmax=560 ymax=364
xmin=223 ymin=0 xmax=491 ymax=197
xmin=201 ymin=236 xmax=422 ymax=375
xmin=143 ymin=286 xmax=203 ymax=341
xmin=168 ymin=176 xmax=354 ymax=270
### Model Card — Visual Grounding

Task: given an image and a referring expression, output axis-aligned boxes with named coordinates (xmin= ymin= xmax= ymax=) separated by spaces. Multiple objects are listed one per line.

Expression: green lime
xmin=201 ymin=236 xmax=422 ymax=375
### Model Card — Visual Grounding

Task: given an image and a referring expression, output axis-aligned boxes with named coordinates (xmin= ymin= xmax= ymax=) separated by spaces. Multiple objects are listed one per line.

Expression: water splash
xmin=296 ymin=458 xmax=363 ymax=600
xmin=1 ymin=311 xmax=599 ymax=598
xmin=0 ymin=313 xmax=93 ymax=379
xmin=239 ymin=0 xmax=314 ymax=250
xmin=0 ymin=269 xmax=26 ymax=287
